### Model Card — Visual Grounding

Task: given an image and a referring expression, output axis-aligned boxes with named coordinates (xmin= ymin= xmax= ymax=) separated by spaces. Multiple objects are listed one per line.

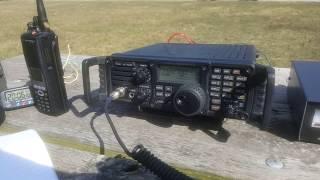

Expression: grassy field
xmin=0 ymin=1 xmax=320 ymax=67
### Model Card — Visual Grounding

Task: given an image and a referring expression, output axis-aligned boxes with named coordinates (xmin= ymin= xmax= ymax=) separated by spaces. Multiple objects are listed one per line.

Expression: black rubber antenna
xmin=36 ymin=0 xmax=50 ymax=31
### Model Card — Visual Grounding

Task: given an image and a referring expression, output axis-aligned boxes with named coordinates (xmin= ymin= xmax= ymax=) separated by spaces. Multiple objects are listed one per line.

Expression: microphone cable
xmin=103 ymin=96 xmax=193 ymax=180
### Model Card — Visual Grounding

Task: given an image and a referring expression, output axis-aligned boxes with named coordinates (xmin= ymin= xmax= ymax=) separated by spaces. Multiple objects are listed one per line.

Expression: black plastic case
xmin=288 ymin=60 xmax=320 ymax=144
xmin=21 ymin=31 xmax=69 ymax=116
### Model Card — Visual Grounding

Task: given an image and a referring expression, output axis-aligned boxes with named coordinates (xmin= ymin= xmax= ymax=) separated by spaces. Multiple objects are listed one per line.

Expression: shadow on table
xmin=68 ymin=94 xmax=231 ymax=144
xmin=68 ymin=84 xmax=299 ymax=144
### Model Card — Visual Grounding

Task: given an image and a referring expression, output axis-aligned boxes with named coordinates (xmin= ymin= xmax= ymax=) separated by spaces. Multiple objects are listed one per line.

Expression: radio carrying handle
xmin=82 ymin=56 xmax=109 ymax=104
xmin=261 ymin=66 xmax=275 ymax=130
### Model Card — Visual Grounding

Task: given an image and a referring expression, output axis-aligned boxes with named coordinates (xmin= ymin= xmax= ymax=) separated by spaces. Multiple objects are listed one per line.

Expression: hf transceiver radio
xmin=21 ymin=0 xmax=68 ymax=115
xmin=83 ymin=43 xmax=274 ymax=127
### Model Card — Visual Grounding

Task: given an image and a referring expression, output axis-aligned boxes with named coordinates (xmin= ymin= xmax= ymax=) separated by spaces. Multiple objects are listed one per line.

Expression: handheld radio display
xmin=21 ymin=0 xmax=69 ymax=115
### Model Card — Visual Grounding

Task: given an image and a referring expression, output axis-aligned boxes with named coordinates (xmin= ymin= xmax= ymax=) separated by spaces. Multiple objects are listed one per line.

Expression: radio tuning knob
xmin=133 ymin=67 xmax=151 ymax=85
xmin=173 ymin=85 xmax=206 ymax=117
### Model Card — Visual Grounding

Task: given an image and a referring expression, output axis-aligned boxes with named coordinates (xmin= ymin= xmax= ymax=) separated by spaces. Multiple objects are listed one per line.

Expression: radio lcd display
xmin=0 ymin=86 xmax=34 ymax=110
xmin=158 ymin=65 xmax=200 ymax=84
xmin=5 ymin=88 xmax=32 ymax=102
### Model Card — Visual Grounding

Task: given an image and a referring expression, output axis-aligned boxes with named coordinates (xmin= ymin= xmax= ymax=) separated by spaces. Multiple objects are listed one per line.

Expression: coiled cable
xmin=131 ymin=144 xmax=193 ymax=180
xmin=104 ymin=97 xmax=193 ymax=180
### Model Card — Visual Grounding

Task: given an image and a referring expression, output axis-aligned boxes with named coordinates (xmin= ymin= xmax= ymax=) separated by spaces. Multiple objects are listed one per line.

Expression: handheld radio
xmin=21 ymin=0 xmax=69 ymax=115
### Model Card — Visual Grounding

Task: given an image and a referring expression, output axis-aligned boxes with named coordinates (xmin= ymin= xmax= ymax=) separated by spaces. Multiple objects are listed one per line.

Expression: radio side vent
xmin=111 ymin=63 xmax=135 ymax=86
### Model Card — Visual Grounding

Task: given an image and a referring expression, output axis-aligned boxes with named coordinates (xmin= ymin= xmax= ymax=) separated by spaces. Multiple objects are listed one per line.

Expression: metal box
xmin=288 ymin=60 xmax=320 ymax=144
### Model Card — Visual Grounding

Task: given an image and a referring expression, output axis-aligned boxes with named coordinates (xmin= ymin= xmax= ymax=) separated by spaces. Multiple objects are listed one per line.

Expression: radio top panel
xmin=111 ymin=43 xmax=257 ymax=66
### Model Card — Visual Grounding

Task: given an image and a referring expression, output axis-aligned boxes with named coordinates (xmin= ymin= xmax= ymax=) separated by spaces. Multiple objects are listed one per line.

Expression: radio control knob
xmin=133 ymin=67 xmax=151 ymax=85
xmin=173 ymin=85 xmax=206 ymax=117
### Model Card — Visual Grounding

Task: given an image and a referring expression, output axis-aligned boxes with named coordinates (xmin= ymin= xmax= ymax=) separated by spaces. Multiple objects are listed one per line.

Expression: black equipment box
xmin=83 ymin=43 xmax=274 ymax=127
xmin=288 ymin=61 xmax=320 ymax=144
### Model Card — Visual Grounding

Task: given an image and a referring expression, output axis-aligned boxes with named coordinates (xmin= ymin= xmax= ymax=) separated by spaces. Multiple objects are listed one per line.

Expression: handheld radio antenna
xmin=36 ymin=0 xmax=50 ymax=31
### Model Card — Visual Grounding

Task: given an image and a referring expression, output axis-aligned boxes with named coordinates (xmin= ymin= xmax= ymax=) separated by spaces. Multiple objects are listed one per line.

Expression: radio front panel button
xmin=223 ymin=81 xmax=234 ymax=87
xmin=211 ymin=74 xmax=221 ymax=80
xmin=156 ymin=92 xmax=164 ymax=97
xmin=139 ymin=85 xmax=151 ymax=89
xmin=165 ymin=86 xmax=173 ymax=92
xmin=213 ymin=68 xmax=221 ymax=74
xmin=236 ymin=76 xmax=247 ymax=81
xmin=211 ymin=99 xmax=221 ymax=104
xmin=236 ymin=95 xmax=246 ymax=100
xmin=210 ymin=92 xmax=220 ymax=97
xmin=5 ymin=103 xmax=11 ymax=108
xmin=235 ymin=82 xmax=245 ymax=87
xmin=156 ymin=85 xmax=163 ymax=91
xmin=155 ymin=99 xmax=164 ymax=104
xmin=210 ymin=86 xmax=221 ymax=91
xmin=138 ymin=64 xmax=147 ymax=67
xmin=211 ymin=105 xmax=220 ymax=111
xmin=164 ymin=93 xmax=171 ymax=97
xmin=37 ymin=90 xmax=45 ymax=96
xmin=223 ymin=75 xmax=234 ymax=81
xmin=238 ymin=102 xmax=245 ymax=108
xmin=223 ymin=69 xmax=231 ymax=74
xmin=211 ymin=81 xmax=221 ymax=86
xmin=232 ymin=69 xmax=241 ymax=75
xmin=222 ymin=87 xmax=233 ymax=93
xmin=33 ymin=84 xmax=46 ymax=91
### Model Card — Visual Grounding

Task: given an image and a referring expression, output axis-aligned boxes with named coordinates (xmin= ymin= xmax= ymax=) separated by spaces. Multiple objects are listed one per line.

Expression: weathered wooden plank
xmin=1 ymin=56 xmax=320 ymax=180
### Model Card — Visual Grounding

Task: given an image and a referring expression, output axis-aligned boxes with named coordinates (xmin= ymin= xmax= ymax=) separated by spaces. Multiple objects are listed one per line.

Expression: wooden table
xmin=1 ymin=55 xmax=319 ymax=180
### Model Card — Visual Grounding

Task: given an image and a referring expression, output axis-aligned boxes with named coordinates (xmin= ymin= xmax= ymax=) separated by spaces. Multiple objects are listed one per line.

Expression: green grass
xmin=0 ymin=1 xmax=320 ymax=67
